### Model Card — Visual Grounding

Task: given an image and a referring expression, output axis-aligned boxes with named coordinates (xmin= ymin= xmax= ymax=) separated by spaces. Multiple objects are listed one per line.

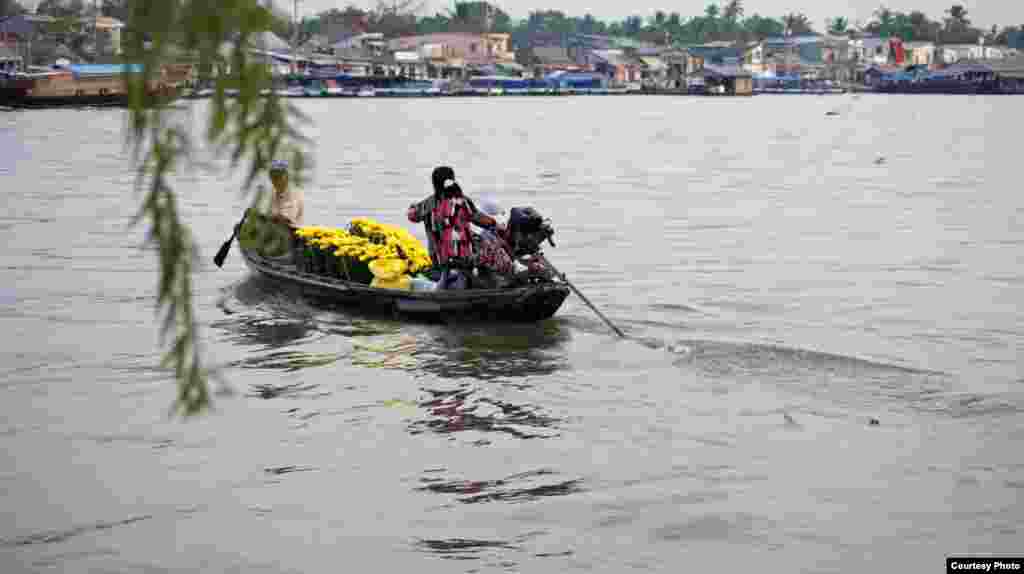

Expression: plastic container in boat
xmin=410 ymin=276 xmax=437 ymax=292
xmin=369 ymin=258 xmax=411 ymax=290
xmin=372 ymin=275 xmax=412 ymax=290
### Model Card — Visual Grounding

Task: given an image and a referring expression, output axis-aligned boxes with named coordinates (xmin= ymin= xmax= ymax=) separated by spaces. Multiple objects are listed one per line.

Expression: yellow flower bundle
xmin=294 ymin=219 xmax=431 ymax=274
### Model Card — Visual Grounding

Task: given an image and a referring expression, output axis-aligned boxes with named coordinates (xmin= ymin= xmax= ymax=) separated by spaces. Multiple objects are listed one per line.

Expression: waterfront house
xmin=393 ymin=50 xmax=430 ymax=79
xmin=330 ymin=46 xmax=404 ymax=77
xmin=298 ymin=34 xmax=331 ymax=56
xmin=635 ymin=53 xmax=668 ymax=88
xmin=980 ymin=46 xmax=1006 ymax=60
xmin=987 ymin=55 xmax=1024 ymax=91
xmin=81 ymin=16 xmax=124 ymax=57
xmin=567 ymin=33 xmax=616 ymax=67
xmin=745 ymin=42 xmax=765 ymax=74
xmin=331 ymin=32 xmax=386 ymax=56
xmin=850 ymin=35 xmax=891 ymax=66
xmin=939 ymin=42 xmax=1006 ymax=63
xmin=1010 ymin=31 xmax=1024 ymax=52
xmin=517 ymin=45 xmax=578 ymax=76
xmin=390 ymin=33 xmax=515 ymax=66
xmin=940 ymin=44 xmax=984 ymax=64
xmin=409 ymin=42 xmax=464 ymax=78
xmin=821 ymin=35 xmax=853 ymax=82
xmin=701 ymin=64 xmax=753 ymax=95
xmin=761 ymin=36 xmax=838 ymax=78
xmin=252 ymin=30 xmax=293 ymax=54
xmin=0 ymin=14 xmax=57 ymax=68
xmin=686 ymin=42 xmax=742 ymax=76
xmin=656 ymin=48 xmax=688 ymax=88
xmin=904 ymin=42 xmax=936 ymax=67
xmin=0 ymin=43 xmax=20 ymax=73
xmin=587 ymin=49 xmax=641 ymax=85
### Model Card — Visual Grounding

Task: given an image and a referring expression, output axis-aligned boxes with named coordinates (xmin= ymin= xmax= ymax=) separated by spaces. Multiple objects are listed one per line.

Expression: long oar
xmin=213 ymin=210 xmax=249 ymax=269
xmin=538 ymin=254 xmax=625 ymax=338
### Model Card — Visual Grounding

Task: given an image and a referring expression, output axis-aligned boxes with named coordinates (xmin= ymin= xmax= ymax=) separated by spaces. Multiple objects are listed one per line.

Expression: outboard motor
xmin=507 ymin=207 xmax=555 ymax=257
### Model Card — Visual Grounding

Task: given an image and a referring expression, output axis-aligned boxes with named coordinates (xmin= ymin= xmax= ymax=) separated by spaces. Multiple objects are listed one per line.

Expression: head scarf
xmin=431 ymin=166 xmax=455 ymax=199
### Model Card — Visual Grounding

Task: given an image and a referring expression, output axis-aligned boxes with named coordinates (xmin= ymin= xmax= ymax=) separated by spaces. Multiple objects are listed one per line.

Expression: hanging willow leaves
xmin=124 ymin=0 xmax=311 ymax=416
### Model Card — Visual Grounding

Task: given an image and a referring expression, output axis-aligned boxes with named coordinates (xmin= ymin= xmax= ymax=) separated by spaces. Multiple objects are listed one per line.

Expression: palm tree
xmin=945 ymin=4 xmax=969 ymax=31
xmin=827 ymin=17 xmax=849 ymax=35
xmin=782 ymin=12 xmax=813 ymax=36
xmin=653 ymin=10 xmax=666 ymax=30
xmin=873 ymin=5 xmax=894 ymax=36
xmin=723 ymin=0 xmax=744 ymax=23
xmin=447 ymin=1 xmax=481 ymax=32
xmin=908 ymin=10 xmax=940 ymax=41
xmin=702 ymin=4 xmax=719 ymax=41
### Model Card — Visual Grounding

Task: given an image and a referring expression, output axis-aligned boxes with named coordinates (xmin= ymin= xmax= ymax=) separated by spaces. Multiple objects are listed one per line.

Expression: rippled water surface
xmin=2 ymin=96 xmax=1022 ymax=573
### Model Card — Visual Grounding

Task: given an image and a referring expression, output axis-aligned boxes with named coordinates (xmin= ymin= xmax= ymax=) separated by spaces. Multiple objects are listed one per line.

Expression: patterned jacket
xmin=408 ymin=195 xmax=490 ymax=266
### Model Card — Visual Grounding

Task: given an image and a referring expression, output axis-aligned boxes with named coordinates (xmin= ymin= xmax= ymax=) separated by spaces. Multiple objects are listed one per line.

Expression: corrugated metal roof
xmin=591 ymin=50 xmax=636 ymax=67
xmin=533 ymin=46 xmax=572 ymax=64
xmin=394 ymin=51 xmax=420 ymax=62
xmin=702 ymin=64 xmax=752 ymax=78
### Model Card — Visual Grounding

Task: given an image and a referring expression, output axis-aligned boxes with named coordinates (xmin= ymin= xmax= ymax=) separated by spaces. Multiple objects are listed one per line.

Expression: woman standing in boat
xmin=407 ymin=166 xmax=495 ymax=268
xmin=268 ymin=159 xmax=304 ymax=228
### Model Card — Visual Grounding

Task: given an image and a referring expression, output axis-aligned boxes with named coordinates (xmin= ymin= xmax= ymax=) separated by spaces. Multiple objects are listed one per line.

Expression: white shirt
xmin=271 ymin=184 xmax=304 ymax=227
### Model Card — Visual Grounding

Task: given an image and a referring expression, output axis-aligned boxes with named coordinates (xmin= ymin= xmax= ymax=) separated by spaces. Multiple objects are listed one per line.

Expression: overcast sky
xmin=282 ymin=1 xmax=1021 ymax=31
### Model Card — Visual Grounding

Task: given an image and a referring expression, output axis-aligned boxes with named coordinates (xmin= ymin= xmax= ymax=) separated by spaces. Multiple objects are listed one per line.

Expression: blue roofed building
xmin=1007 ymin=30 xmax=1023 ymax=52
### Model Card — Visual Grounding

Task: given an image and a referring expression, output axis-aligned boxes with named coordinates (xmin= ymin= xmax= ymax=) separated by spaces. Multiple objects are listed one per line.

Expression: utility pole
xmin=262 ymin=0 xmax=271 ymax=76
xmin=94 ymin=0 xmax=100 ymax=62
xmin=291 ymin=0 xmax=299 ymax=75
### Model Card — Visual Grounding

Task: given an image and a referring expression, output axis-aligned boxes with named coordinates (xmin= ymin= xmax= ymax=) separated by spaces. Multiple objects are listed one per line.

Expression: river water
xmin=1 ymin=95 xmax=1022 ymax=573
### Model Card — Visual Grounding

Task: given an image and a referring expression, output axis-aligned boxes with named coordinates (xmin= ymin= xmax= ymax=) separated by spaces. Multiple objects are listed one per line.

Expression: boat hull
xmin=241 ymin=248 xmax=570 ymax=322
xmin=0 ymin=90 xmax=128 ymax=108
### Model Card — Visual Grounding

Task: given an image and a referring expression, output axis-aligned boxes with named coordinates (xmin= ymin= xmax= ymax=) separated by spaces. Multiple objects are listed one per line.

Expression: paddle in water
xmin=538 ymin=254 xmax=626 ymax=338
xmin=214 ymin=210 xmax=249 ymax=268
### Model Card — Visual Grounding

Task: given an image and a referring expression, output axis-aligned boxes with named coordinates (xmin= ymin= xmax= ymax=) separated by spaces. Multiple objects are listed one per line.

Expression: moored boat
xmin=0 ymin=63 xmax=190 ymax=108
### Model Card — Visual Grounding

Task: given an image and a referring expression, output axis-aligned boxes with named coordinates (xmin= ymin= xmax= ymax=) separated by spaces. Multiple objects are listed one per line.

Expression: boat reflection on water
xmin=216 ymin=275 xmax=575 ymax=434
xmin=415 ymin=319 xmax=573 ymax=381
xmin=408 ymin=385 xmax=561 ymax=441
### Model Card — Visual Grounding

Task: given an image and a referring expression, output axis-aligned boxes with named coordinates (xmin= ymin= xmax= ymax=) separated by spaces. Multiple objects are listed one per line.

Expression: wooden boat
xmin=239 ymin=245 xmax=571 ymax=322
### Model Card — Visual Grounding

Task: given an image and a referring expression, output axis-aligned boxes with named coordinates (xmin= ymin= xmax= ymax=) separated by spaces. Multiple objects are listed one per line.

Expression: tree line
xmin=3 ymin=1 xmax=1021 ymax=49
xmin=298 ymin=2 xmax=1021 ymax=48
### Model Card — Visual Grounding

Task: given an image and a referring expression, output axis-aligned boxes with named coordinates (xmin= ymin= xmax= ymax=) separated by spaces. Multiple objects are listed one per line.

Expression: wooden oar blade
xmin=213 ymin=238 xmax=233 ymax=268
xmin=213 ymin=212 xmax=249 ymax=269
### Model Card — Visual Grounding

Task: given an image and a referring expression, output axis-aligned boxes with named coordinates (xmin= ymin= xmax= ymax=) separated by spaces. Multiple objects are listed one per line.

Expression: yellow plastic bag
xmin=369 ymin=258 xmax=411 ymax=290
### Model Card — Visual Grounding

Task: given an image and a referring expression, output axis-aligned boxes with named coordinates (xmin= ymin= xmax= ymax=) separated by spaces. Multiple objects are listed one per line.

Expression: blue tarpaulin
xmin=544 ymin=71 xmax=606 ymax=88
xmin=68 ymin=64 xmax=144 ymax=77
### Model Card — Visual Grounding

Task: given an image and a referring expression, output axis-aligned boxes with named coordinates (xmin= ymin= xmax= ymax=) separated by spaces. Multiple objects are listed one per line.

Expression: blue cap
xmin=269 ymin=159 xmax=289 ymax=173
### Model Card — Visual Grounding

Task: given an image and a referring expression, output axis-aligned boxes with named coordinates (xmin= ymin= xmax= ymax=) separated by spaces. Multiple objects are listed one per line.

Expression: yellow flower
xmin=298 ymin=218 xmax=430 ymax=272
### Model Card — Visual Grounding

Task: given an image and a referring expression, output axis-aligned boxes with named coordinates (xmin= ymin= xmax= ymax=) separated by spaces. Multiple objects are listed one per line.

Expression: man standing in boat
xmin=269 ymin=159 xmax=304 ymax=228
